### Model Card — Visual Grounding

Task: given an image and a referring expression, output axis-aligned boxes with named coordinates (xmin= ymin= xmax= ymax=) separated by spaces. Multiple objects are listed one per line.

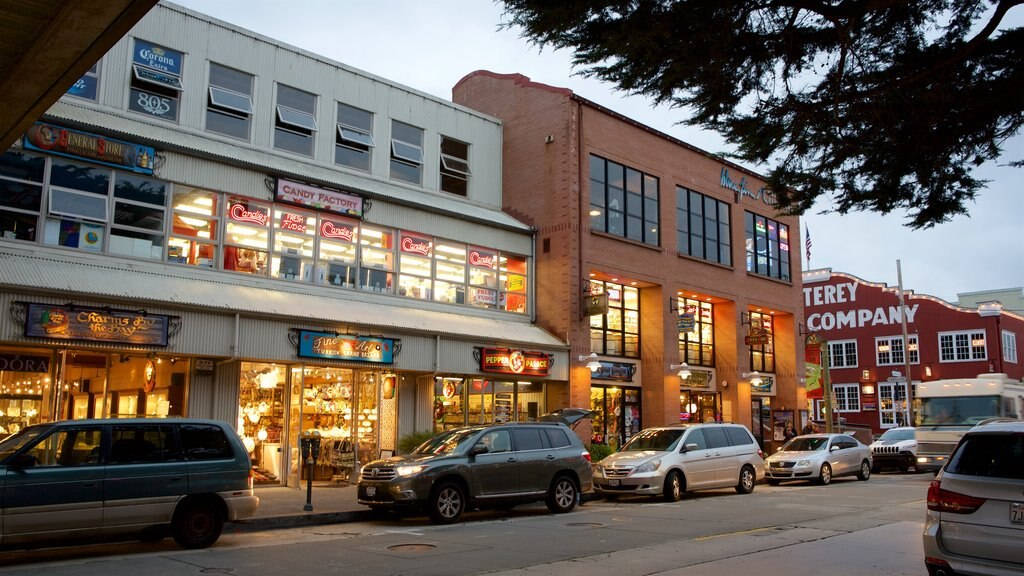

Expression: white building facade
xmin=0 ymin=2 xmax=567 ymax=485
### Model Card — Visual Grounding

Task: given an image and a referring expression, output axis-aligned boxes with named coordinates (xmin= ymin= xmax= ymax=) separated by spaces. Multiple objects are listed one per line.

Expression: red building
xmin=803 ymin=269 xmax=1024 ymax=434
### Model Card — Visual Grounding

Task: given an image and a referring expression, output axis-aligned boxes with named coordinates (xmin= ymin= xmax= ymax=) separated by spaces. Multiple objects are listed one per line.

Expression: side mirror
xmin=830 ymin=445 xmax=840 ymax=452
xmin=470 ymin=443 xmax=489 ymax=456
xmin=682 ymin=443 xmax=699 ymax=452
xmin=6 ymin=453 xmax=36 ymax=468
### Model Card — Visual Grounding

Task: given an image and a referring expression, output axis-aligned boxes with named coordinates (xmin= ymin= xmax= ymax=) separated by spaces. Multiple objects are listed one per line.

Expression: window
xmin=939 ymin=330 xmax=987 ymax=362
xmin=169 ymin=187 xmax=218 ymax=267
xmin=702 ymin=426 xmax=729 ymax=449
xmin=477 ymin=430 xmax=511 ymax=453
xmin=129 ymin=39 xmax=183 ymax=122
xmin=0 ymin=150 xmax=44 ymax=241
xmin=335 ymin=103 xmax=373 ymax=171
xmin=499 ymin=253 xmax=528 ymax=314
xmin=678 ymin=297 xmax=714 ymax=367
xmin=434 ymin=241 xmax=466 ymax=305
xmin=834 ymin=383 xmax=861 ymax=412
xmin=44 ymin=159 xmax=110 ymax=251
xmin=180 ymin=424 xmax=233 ymax=460
xmin=876 ymin=335 xmax=919 ymax=366
xmin=390 ymin=120 xmax=423 ymax=184
xmin=947 ymin=433 xmax=1024 ymax=480
xmin=544 ymin=428 xmax=571 ymax=448
xmin=1003 ymin=330 xmax=1018 ymax=364
xmin=511 ymin=428 xmax=544 ymax=451
xmin=440 ymin=136 xmax=470 ymax=196
xmin=468 ymin=246 xmax=499 ymax=309
xmin=725 ymin=427 xmax=754 ymax=446
xmin=26 ymin=428 xmax=102 ymax=467
xmin=206 ymin=63 xmax=253 ymax=140
xmin=744 ymin=211 xmax=791 ymax=281
xmin=317 ymin=216 xmax=358 ymax=287
xmin=110 ymin=425 xmax=178 ymax=463
xmin=828 ymin=340 xmax=858 ymax=368
xmin=677 ymin=187 xmax=730 ymax=265
xmin=588 ymin=155 xmax=659 ymax=246
xmin=110 ymin=173 xmax=166 ymax=259
xmin=67 ymin=61 xmax=100 ymax=101
xmin=223 ymin=196 xmax=270 ymax=275
xmin=274 ymin=84 xmax=317 ymax=156
xmin=271 ymin=207 xmax=316 ymax=281
xmin=590 ymin=280 xmax=640 ymax=357
xmin=358 ymin=224 xmax=394 ymax=293
xmin=748 ymin=310 xmax=775 ymax=373
xmin=398 ymin=231 xmax=433 ymax=300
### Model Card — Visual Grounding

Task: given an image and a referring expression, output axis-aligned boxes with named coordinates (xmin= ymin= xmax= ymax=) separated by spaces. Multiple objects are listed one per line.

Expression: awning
xmin=0 ymin=249 xmax=566 ymax=349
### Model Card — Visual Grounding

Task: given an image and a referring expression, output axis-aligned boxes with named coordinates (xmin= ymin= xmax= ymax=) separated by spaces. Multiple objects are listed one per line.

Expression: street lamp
xmin=669 ymin=362 xmax=691 ymax=380
xmin=579 ymin=353 xmax=601 ymax=372
xmin=742 ymin=371 xmax=763 ymax=386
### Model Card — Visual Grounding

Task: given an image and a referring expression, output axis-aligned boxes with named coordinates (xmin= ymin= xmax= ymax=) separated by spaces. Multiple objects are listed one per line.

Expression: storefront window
xmin=359 ymin=224 xmax=394 ymax=293
xmin=0 ymin=349 xmax=52 ymax=439
xmin=590 ymin=281 xmax=640 ymax=358
xmin=679 ymin=390 xmax=718 ymax=423
xmin=745 ymin=211 xmax=790 ymax=281
xmin=224 ymin=196 xmax=270 ymax=275
xmin=748 ymin=310 xmax=776 ymax=373
xmin=169 ymin=186 xmax=218 ymax=267
xmin=434 ymin=241 xmax=466 ymax=305
xmin=0 ymin=151 xmax=45 ymax=242
xmin=500 ymin=254 xmax=528 ymax=314
xmin=466 ymin=379 xmax=493 ymax=425
xmin=297 ymin=366 xmax=355 ymax=482
xmin=56 ymin=352 xmax=187 ymax=421
xmin=44 ymin=159 xmax=110 ymax=252
xmin=398 ymin=231 xmax=432 ymax=300
xmin=434 ymin=377 xmax=465 ymax=432
xmin=317 ymin=216 xmax=358 ymax=287
xmin=516 ymin=381 xmax=544 ymax=421
xmin=239 ymin=362 xmax=286 ymax=484
xmin=110 ymin=173 xmax=166 ymax=259
xmin=678 ymin=298 xmax=715 ymax=367
xmin=356 ymin=372 xmax=379 ymax=465
xmin=271 ymin=207 xmax=316 ymax=281
xmin=468 ymin=247 xmax=498 ymax=309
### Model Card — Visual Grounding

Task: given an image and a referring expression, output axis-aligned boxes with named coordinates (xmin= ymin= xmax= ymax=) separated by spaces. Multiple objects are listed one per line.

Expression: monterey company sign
xmin=720 ymin=168 xmax=774 ymax=206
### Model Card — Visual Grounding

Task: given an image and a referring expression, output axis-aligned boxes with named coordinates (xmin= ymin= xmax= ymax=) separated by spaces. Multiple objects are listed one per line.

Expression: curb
xmin=225 ymin=509 xmax=375 ymax=533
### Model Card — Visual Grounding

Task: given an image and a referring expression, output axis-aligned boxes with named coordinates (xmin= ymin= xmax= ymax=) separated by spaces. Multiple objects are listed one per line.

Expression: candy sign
xmin=276 ymin=178 xmax=363 ymax=217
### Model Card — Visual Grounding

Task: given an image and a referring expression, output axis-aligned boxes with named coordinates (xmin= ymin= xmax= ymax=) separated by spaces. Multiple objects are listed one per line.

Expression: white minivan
xmin=592 ymin=423 xmax=766 ymax=501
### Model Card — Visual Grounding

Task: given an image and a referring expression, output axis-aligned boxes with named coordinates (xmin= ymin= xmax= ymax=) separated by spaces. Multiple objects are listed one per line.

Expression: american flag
xmin=805 ymin=225 xmax=812 ymax=263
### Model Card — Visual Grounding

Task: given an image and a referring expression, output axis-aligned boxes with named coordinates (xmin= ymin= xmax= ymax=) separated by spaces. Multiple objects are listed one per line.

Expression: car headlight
xmin=633 ymin=459 xmax=661 ymax=474
xmin=593 ymin=464 xmax=604 ymax=473
xmin=796 ymin=460 xmax=811 ymax=467
xmin=395 ymin=465 xmax=426 ymax=477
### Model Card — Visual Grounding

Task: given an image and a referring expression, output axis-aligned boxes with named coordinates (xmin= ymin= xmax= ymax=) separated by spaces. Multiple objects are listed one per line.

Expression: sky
xmin=173 ymin=0 xmax=1022 ymax=304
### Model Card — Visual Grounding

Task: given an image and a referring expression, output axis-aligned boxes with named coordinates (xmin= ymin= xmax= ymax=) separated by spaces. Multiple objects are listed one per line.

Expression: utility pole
xmin=822 ymin=339 xmax=834 ymax=433
xmin=897 ymin=260 xmax=915 ymax=426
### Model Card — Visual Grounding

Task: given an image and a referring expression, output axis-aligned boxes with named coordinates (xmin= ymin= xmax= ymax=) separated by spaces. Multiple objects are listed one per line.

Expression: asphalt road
xmin=0 ymin=471 xmax=933 ymax=575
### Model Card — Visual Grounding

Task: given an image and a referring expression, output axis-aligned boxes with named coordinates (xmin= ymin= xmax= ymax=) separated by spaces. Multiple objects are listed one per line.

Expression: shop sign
xmin=319 ymin=218 xmax=355 ymax=241
xmin=584 ymin=293 xmax=609 ymax=316
xmin=591 ymin=361 xmax=635 ymax=382
xmin=720 ymin=167 xmax=774 ymax=206
xmin=279 ymin=211 xmax=308 ymax=233
xmin=863 ymin=402 xmax=877 ymax=411
xmin=751 ymin=374 xmax=776 ymax=396
xmin=469 ymin=249 xmax=497 ymax=269
xmin=276 ymin=178 xmax=363 ymax=218
xmin=0 ymin=354 xmax=50 ymax=373
xmin=470 ymin=287 xmax=496 ymax=306
xmin=297 ymin=330 xmax=395 ymax=363
xmin=194 ymin=358 xmax=215 ymax=373
xmin=506 ymin=274 xmax=526 ymax=293
xmin=682 ymin=368 xmax=714 ymax=390
xmin=480 ymin=348 xmax=551 ymax=376
xmin=677 ymin=311 xmax=696 ymax=332
xmin=23 ymin=122 xmax=155 ymax=175
xmin=67 ymin=74 xmax=98 ymax=100
xmin=745 ymin=327 xmax=769 ymax=346
xmin=400 ymin=233 xmax=432 ymax=256
xmin=133 ymin=39 xmax=182 ymax=75
xmin=24 ymin=303 xmax=170 ymax=346
xmin=228 ymin=200 xmax=269 ymax=226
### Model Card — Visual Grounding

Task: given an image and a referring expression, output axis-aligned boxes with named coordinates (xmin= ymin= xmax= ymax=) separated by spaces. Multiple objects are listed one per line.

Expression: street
xmin=0 ymin=471 xmax=931 ymax=575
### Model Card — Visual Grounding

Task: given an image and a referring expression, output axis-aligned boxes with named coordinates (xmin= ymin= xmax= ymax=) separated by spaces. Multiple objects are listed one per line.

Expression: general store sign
xmin=297 ymin=330 xmax=395 ymax=363
xmin=23 ymin=122 xmax=155 ymax=175
xmin=276 ymin=178 xmax=363 ymax=218
xmin=480 ymin=348 xmax=551 ymax=376
xmin=24 ymin=303 xmax=170 ymax=346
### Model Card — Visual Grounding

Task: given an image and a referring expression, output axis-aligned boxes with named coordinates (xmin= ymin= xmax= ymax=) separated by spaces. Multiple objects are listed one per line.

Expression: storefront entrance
xmin=679 ymin=390 xmax=719 ymax=423
xmin=879 ymin=380 xmax=911 ymax=428
xmin=750 ymin=397 xmax=772 ymax=449
xmin=432 ymin=377 xmax=546 ymax=434
xmin=590 ymin=385 xmax=641 ymax=450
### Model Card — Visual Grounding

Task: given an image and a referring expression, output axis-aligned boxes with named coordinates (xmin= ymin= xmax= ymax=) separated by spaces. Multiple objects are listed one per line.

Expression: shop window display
xmin=359 ymin=225 xmax=394 ymax=293
xmin=678 ymin=298 xmax=715 ymax=367
xmin=239 ymin=362 xmax=286 ymax=484
xmin=434 ymin=377 xmax=465 ymax=432
xmin=468 ymin=247 xmax=498 ymax=309
xmin=295 ymin=366 xmax=356 ymax=483
xmin=271 ymin=207 xmax=315 ymax=281
xmin=0 ymin=349 xmax=52 ymax=439
xmin=500 ymin=254 xmax=528 ymax=313
xmin=356 ymin=372 xmax=379 ymax=465
xmin=169 ymin=186 xmax=218 ymax=267
xmin=53 ymin=352 xmax=187 ymax=423
xmin=434 ymin=241 xmax=467 ymax=305
xmin=317 ymin=216 xmax=358 ymax=287
xmin=224 ymin=197 xmax=270 ymax=275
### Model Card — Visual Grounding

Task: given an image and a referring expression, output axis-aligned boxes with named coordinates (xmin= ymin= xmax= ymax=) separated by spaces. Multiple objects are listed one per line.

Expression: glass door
xmin=298 ymin=366 xmax=355 ymax=484
xmin=355 ymin=371 xmax=379 ymax=466
xmin=878 ymin=381 xmax=908 ymax=429
xmin=239 ymin=362 xmax=286 ymax=484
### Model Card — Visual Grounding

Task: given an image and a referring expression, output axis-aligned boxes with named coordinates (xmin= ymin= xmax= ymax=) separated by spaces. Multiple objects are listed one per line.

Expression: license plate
xmin=366 ymin=486 xmax=376 ymax=497
xmin=607 ymin=479 xmax=619 ymax=487
xmin=1012 ymin=502 xmax=1023 ymax=524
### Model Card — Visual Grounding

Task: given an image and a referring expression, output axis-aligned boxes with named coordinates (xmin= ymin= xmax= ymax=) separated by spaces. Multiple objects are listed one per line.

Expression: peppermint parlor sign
xmin=479 ymin=348 xmax=551 ymax=376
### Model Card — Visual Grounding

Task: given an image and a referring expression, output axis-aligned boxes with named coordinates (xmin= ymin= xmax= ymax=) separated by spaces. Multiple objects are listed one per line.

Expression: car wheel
xmin=857 ymin=460 xmax=871 ymax=481
xmin=429 ymin=481 xmax=465 ymax=524
xmin=172 ymin=500 xmax=224 ymax=549
xmin=546 ymin=475 xmax=578 ymax=513
xmin=663 ymin=471 xmax=683 ymax=502
xmin=818 ymin=463 xmax=832 ymax=486
xmin=735 ymin=465 xmax=756 ymax=494
xmin=768 ymin=479 xmax=781 ymax=486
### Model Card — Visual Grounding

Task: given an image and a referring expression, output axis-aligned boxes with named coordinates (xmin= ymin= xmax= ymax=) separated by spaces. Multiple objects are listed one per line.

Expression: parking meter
xmin=301 ymin=430 xmax=322 ymax=511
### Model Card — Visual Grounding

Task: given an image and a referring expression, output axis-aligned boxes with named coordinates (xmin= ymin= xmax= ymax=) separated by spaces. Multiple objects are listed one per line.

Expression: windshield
xmin=782 ymin=437 xmax=828 ymax=451
xmin=918 ymin=396 xmax=999 ymax=426
xmin=0 ymin=425 xmax=50 ymax=462
xmin=879 ymin=428 xmax=915 ymax=442
xmin=412 ymin=428 xmax=481 ymax=456
xmin=620 ymin=429 xmax=684 ymax=452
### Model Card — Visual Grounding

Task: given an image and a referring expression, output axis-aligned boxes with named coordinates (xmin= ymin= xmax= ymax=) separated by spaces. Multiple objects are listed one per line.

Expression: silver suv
xmin=593 ymin=423 xmax=765 ymax=501
xmin=357 ymin=422 xmax=593 ymax=524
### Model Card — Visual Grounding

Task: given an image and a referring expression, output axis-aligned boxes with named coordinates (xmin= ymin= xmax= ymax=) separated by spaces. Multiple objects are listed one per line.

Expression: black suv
xmin=357 ymin=422 xmax=593 ymax=523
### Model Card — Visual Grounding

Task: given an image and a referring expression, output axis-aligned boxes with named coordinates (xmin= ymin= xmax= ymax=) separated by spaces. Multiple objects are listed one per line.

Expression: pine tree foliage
xmin=500 ymin=1 xmax=1024 ymax=228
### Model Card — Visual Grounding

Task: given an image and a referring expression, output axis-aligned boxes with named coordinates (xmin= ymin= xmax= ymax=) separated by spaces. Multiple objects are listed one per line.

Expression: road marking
xmin=694 ymin=526 xmax=778 ymax=541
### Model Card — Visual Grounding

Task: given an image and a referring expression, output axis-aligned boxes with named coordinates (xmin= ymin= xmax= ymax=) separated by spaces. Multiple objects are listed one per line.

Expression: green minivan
xmin=0 ymin=418 xmax=258 ymax=549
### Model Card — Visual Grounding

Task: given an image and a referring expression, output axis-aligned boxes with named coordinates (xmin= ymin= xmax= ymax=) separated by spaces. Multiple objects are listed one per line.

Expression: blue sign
xmin=297 ymin=331 xmax=395 ymax=363
xmin=23 ymin=122 xmax=155 ymax=175
xmin=67 ymin=75 xmax=98 ymax=100
xmin=592 ymin=361 xmax=635 ymax=382
xmin=133 ymin=39 xmax=182 ymax=76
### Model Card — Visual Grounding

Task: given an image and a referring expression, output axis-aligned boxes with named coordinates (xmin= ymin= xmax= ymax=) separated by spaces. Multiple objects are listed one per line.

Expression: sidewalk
xmin=225 ymin=483 xmax=373 ymax=533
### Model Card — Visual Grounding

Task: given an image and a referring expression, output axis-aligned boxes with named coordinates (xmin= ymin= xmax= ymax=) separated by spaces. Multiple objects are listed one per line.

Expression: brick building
xmin=454 ymin=72 xmax=805 ymax=451
xmin=803 ymin=269 xmax=1024 ymax=434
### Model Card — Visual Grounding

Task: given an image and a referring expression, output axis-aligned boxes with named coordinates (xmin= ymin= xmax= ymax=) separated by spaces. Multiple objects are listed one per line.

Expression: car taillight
xmin=757 ymin=449 xmax=765 ymax=460
xmin=248 ymin=467 xmax=255 ymax=493
xmin=927 ymin=480 xmax=985 ymax=514
xmin=582 ymin=450 xmax=592 ymax=462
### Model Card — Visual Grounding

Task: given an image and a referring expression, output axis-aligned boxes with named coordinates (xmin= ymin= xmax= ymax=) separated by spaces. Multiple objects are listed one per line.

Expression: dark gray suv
xmin=357 ymin=422 xmax=593 ymax=523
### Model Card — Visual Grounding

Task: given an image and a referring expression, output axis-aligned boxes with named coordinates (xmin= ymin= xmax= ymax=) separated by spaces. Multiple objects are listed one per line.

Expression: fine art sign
xmin=297 ymin=330 xmax=396 ymax=363
xmin=479 ymin=348 xmax=551 ymax=376
xmin=24 ymin=303 xmax=170 ymax=346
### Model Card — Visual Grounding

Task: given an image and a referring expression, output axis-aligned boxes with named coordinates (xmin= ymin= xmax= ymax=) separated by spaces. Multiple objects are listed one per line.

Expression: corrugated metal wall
xmin=212 ymin=360 xmax=240 ymax=424
xmin=188 ymin=371 xmax=214 ymax=418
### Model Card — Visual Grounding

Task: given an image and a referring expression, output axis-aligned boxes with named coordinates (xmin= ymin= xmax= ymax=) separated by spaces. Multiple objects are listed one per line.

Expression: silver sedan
xmin=764 ymin=433 xmax=872 ymax=485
